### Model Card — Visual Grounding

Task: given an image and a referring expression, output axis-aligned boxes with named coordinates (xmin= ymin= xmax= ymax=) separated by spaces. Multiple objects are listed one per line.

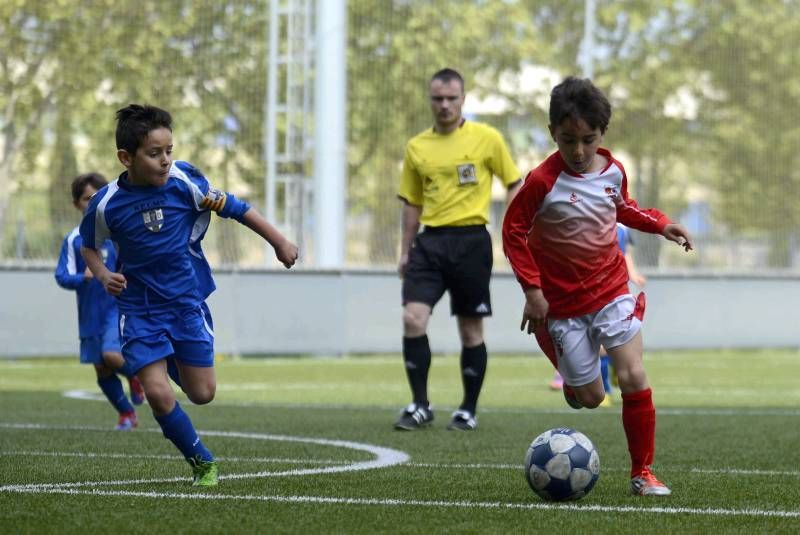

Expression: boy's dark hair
xmin=115 ymin=104 xmax=173 ymax=154
xmin=549 ymin=76 xmax=612 ymax=133
xmin=71 ymin=172 xmax=108 ymax=203
xmin=430 ymin=68 xmax=464 ymax=92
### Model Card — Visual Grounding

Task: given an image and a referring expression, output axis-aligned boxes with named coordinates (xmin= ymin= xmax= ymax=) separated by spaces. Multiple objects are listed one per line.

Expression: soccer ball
xmin=524 ymin=427 xmax=600 ymax=501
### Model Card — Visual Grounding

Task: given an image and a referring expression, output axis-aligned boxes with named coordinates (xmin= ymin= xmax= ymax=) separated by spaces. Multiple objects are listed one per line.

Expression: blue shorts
xmin=119 ymin=303 xmax=215 ymax=374
xmin=79 ymin=310 xmax=121 ymax=364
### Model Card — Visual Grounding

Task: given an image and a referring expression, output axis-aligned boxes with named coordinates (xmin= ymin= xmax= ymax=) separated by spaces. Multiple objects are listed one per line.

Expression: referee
xmin=395 ymin=68 xmax=522 ymax=431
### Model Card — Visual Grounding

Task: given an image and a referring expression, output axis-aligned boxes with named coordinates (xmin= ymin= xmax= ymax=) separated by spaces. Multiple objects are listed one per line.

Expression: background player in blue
xmin=79 ymin=104 xmax=299 ymax=487
xmin=55 ymin=172 xmax=144 ymax=430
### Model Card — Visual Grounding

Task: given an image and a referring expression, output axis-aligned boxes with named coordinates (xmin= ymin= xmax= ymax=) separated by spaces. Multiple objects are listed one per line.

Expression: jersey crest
xmin=142 ymin=208 xmax=164 ymax=232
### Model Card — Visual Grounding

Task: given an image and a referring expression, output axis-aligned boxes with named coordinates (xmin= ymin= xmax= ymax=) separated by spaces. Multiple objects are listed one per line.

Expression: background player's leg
xmin=102 ymin=350 xmax=144 ymax=405
xmin=94 ymin=362 xmax=137 ymax=429
xmin=166 ymin=356 xmax=183 ymax=389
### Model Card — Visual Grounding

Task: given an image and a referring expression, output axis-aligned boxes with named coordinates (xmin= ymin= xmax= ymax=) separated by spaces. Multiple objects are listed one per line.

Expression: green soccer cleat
xmin=189 ymin=457 xmax=219 ymax=487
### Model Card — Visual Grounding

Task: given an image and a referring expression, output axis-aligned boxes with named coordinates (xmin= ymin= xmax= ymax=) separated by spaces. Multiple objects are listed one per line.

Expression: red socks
xmin=621 ymin=387 xmax=656 ymax=477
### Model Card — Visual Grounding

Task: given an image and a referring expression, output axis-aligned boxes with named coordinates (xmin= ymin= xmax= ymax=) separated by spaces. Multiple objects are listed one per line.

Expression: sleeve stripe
xmin=66 ymin=228 xmax=79 ymax=275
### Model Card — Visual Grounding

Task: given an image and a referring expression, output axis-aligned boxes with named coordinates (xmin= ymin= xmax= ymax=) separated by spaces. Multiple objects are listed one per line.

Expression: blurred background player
xmin=395 ymin=68 xmax=522 ymax=431
xmin=79 ymin=105 xmax=298 ymax=486
xmin=55 ymin=172 xmax=144 ymax=430
xmin=549 ymin=222 xmax=646 ymax=405
xmin=503 ymin=76 xmax=693 ymax=496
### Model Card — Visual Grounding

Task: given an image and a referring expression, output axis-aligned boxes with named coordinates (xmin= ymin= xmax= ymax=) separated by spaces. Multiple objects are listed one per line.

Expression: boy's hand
xmin=83 ymin=267 xmax=94 ymax=281
xmin=662 ymin=223 xmax=693 ymax=252
xmin=521 ymin=287 xmax=549 ymax=334
xmin=99 ymin=272 xmax=127 ymax=296
xmin=274 ymin=239 xmax=299 ymax=269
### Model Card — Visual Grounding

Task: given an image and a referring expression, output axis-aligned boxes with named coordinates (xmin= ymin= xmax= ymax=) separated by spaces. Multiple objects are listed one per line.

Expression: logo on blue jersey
xmin=142 ymin=208 xmax=164 ymax=232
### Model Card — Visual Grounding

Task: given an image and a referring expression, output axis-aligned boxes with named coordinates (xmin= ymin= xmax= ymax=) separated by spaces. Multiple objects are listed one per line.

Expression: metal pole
xmin=581 ymin=0 xmax=596 ymax=79
xmin=265 ymin=0 xmax=280 ymax=264
xmin=313 ymin=0 xmax=346 ymax=267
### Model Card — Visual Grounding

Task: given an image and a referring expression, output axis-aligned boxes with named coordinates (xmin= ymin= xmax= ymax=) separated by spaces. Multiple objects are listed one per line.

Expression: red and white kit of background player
xmin=502 ymin=76 xmax=693 ymax=497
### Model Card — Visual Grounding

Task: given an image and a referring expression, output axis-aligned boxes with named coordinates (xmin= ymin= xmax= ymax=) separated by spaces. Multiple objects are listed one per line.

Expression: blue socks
xmin=115 ymin=361 xmax=135 ymax=379
xmin=97 ymin=374 xmax=134 ymax=414
xmin=155 ymin=401 xmax=213 ymax=463
xmin=601 ymin=355 xmax=612 ymax=393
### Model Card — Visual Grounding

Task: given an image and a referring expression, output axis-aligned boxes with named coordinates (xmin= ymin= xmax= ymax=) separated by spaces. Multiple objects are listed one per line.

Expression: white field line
xmin=2 ymin=424 xmax=800 ymax=519
xmin=0 ymin=451 xmax=349 ymax=465
xmin=4 ymin=487 xmax=800 ymax=519
xmin=59 ymin=389 xmax=800 ymax=416
xmin=4 ymin=450 xmax=800 ymax=478
xmin=0 ymin=422 xmax=408 ymax=492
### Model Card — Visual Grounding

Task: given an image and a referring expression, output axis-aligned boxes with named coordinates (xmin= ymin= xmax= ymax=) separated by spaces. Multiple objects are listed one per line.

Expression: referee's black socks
xmin=460 ymin=342 xmax=487 ymax=415
xmin=402 ymin=335 xmax=431 ymax=407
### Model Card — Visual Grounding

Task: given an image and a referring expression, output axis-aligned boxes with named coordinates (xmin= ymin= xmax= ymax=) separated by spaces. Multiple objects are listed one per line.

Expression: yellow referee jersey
xmin=398 ymin=121 xmax=520 ymax=227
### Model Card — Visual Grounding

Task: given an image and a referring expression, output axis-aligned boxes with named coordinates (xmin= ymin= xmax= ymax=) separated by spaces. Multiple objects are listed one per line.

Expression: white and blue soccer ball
xmin=524 ymin=427 xmax=600 ymax=501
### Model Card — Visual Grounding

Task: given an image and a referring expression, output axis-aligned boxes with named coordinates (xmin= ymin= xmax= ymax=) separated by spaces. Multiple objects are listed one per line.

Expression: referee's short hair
xmin=431 ymin=68 xmax=464 ymax=92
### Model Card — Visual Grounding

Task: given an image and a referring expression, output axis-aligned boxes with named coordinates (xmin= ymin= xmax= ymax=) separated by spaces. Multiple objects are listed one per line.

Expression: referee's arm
xmin=397 ymin=197 xmax=422 ymax=278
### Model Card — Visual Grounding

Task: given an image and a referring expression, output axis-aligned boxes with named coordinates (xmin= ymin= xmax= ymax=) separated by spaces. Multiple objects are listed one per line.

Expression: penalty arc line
xmin=0 ymin=422 xmax=409 ymax=492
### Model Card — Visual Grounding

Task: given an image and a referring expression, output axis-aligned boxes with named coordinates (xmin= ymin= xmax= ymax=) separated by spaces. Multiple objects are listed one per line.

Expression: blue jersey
xmin=79 ymin=160 xmax=250 ymax=314
xmin=616 ymin=223 xmax=634 ymax=254
xmin=55 ymin=228 xmax=119 ymax=338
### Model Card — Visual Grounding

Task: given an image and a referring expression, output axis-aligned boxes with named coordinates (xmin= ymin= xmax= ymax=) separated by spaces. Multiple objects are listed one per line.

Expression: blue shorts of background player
xmin=80 ymin=310 xmax=122 ymax=364
xmin=56 ymin=172 xmax=145 ymax=431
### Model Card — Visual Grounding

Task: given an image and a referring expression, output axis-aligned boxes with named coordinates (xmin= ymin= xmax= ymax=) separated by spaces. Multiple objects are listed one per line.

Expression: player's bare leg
xmin=137 ymin=359 xmax=217 ymax=486
xmin=607 ymin=332 xmax=671 ymax=496
xmin=172 ymin=362 xmax=216 ymax=405
xmin=136 ymin=360 xmax=177 ymax=415
xmin=569 ymin=376 xmax=607 ymax=409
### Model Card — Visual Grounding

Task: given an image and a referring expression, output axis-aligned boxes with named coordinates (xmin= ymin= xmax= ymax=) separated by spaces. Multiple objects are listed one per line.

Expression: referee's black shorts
xmin=402 ymin=225 xmax=493 ymax=317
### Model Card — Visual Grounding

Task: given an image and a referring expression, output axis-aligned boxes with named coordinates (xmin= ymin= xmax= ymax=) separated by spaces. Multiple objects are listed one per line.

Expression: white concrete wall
xmin=2 ymin=267 xmax=798 ymax=357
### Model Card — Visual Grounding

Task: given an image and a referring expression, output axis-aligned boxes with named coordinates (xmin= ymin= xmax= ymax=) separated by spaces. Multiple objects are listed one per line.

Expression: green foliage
xmin=1 ymin=1 xmax=799 ymax=267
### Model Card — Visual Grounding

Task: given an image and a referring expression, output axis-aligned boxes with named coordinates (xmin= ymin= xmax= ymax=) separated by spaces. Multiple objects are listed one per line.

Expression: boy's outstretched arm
xmin=661 ymin=223 xmax=694 ymax=252
xmin=80 ymin=246 xmax=127 ymax=295
xmin=240 ymin=208 xmax=299 ymax=268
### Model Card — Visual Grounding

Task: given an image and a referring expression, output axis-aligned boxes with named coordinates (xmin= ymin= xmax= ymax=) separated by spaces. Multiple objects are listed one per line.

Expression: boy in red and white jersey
xmin=502 ymin=76 xmax=693 ymax=497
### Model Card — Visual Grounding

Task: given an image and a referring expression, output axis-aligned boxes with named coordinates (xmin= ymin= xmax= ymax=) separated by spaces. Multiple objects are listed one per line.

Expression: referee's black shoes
xmin=393 ymin=402 xmax=434 ymax=430
xmin=446 ymin=409 xmax=477 ymax=431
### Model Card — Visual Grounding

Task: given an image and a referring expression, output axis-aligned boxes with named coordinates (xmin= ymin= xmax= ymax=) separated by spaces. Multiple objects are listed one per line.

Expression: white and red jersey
xmin=502 ymin=148 xmax=670 ymax=318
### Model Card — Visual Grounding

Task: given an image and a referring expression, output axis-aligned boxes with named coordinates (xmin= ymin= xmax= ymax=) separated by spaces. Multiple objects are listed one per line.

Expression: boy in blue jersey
xmin=55 ymin=173 xmax=145 ymax=430
xmin=79 ymin=104 xmax=298 ymax=487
